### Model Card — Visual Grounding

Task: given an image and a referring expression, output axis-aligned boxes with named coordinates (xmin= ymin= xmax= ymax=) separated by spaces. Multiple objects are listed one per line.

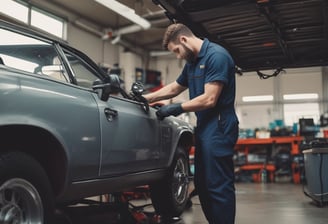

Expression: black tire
xmin=150 ymin=147 xmax=190 ymax=218
xmin=0 ymin=151 xmax=54 ymax=224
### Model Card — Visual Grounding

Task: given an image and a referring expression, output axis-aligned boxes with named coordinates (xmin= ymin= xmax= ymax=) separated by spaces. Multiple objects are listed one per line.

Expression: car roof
xmin=155 ymin=0 xmax=328 ymax=73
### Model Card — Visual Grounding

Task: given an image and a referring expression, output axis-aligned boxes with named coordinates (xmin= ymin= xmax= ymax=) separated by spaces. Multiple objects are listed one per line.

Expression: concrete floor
xmin=57 ymin=182 xmax=328 ymax=224
xmin=182 ymin=182 xmax=328 ymax=224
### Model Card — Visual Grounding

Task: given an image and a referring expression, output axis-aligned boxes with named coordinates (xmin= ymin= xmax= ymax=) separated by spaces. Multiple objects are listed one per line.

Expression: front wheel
xmin=0 ymin=151 xmax=54 ymax=224
xmin=150 ymin=147 xmax=190 ymax=218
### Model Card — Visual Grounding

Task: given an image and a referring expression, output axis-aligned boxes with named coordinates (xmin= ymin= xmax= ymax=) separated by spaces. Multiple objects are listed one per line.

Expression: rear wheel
xmin=150 ymin=147 xmax=190 ymax=218
xmin=0 ymin=151 xmax=54 ymax=224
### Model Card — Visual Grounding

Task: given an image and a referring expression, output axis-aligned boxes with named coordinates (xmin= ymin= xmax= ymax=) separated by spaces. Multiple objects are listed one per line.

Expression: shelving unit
xmin=234 ymin=136 xmax=304 ymax=183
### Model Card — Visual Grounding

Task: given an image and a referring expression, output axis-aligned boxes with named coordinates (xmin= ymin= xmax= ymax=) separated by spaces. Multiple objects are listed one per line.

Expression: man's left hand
xmin=156 ymin=103 xmax=184 ymax=120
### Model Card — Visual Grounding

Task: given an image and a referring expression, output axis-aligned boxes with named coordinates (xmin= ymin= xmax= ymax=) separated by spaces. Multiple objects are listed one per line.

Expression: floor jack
xmin=120 ymin=185 xmax=191 ymax=224
xmin=118 ymin=186 xmax=159 ymax=224
xmin=118 ymin=186 xmax=177 ymax=224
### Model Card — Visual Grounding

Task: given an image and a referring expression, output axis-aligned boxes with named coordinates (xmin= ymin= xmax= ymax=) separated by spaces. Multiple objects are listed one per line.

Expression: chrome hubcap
xmin=173 ymin=158 xmax=189 ymax=204
xmin=0 ymin=178 xmax=43 ymax=224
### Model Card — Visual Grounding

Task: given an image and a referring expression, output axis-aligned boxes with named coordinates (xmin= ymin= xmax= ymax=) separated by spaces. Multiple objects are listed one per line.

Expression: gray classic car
xmin=0 ymin=19 xmax=194 ymax=223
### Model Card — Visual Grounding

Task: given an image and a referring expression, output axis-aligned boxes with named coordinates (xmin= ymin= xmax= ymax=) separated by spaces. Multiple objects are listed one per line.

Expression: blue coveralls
xmin=177 ymin=39 xmax=239 ymax=224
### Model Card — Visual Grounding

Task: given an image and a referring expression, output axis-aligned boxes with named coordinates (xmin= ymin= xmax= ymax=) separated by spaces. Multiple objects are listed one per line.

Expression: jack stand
xmin=126 ymin=200 xmax=181 ymax=224
xmin=126 ymin=201 xmax=158 ymax=224
xmin=129 ymin=209 xmax=149 ymax=224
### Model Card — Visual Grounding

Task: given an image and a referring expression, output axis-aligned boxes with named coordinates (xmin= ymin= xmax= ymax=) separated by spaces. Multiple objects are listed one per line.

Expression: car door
xmin=61 ymin=49 xmax=162 ymax=177
xmin=97 ymin=96 xmax=162 ymax=176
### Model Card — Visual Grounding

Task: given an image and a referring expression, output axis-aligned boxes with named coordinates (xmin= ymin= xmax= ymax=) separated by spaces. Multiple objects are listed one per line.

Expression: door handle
xmin=104 ymin=108 xmax=117 ymax=121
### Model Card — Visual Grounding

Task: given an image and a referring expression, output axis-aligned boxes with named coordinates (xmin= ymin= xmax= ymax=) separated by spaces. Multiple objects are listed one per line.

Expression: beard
xmin=181 ymin=43 xmax=196 ymax=63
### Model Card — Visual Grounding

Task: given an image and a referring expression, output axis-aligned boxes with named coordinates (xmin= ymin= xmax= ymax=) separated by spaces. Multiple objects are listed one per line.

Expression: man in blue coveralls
xmin=144 ymin=23 xmax=239 ymax=224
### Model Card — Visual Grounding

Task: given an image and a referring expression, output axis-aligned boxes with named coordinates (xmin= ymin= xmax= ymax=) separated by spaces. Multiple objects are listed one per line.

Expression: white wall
xmin=67 ymin=23 xmax=106 ymax=63
xmin=66 ymin=21 xmax=145 ymax=93
xmin=279 ymin=67 xmax=322 ymax=97
xmin=151 ymin=56 xmax=189 ymax=103
xmin=235 ymin=67 xmax=323 ymax=128
xmin=235 ymin=71 xmax=279 ymax=129
xmin=118 ymin=47 xmax=143 ymax=91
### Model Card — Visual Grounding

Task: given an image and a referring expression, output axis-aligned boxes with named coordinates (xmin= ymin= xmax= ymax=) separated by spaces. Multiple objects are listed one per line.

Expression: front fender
xmin=162 ymin=117 xmax=194 ymax=167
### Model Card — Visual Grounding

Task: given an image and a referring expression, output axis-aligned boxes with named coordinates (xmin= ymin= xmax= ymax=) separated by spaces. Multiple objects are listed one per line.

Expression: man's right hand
xmin=156 ymin=103 xmax=184 ymax=120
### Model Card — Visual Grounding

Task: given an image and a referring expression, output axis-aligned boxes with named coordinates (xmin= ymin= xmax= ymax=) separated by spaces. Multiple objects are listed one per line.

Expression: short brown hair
xmin=162 ymin=23 xmax=194 ymax=50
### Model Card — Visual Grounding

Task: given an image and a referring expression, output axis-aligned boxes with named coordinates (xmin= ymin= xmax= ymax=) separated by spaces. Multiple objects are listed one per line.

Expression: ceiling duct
xmin=94 ymin=0 xmax=151 ymax=29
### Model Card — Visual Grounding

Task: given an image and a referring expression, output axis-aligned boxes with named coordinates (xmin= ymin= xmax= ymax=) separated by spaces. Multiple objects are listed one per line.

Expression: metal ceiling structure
xmin=154 ymin=0 xmax=328 ymax=72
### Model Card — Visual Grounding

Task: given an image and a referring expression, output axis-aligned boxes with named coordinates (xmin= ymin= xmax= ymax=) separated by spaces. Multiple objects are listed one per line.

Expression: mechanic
xmin=143 ymin=23 xmax=239 ymax=224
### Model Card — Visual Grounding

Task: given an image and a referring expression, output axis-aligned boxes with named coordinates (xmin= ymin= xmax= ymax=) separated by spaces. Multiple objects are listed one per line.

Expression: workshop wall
xmin=150 ymin=56 xmax=187 ymax=102
xmin=235 ymin=67 xmax=323 ymax=129
xmin=118 ymin=49 xmax=143 ymax=92
xmin=65 ymin=21 xmax=144 ymax=92
xmin=67 ymin=23 xmax=113 ymax=64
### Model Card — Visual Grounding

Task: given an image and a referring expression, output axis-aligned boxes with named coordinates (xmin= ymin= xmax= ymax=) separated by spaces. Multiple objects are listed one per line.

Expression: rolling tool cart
xmin=303 ymin=140 xmax=328 ymax=206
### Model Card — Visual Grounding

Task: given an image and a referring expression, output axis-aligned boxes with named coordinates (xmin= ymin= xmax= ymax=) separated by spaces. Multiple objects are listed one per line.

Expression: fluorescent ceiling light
xmin=95 ymin=0 xmax=151 ymax=29
xmin=242 ymin=95 xmax=273 ymax=102
xmin=283 ymin=93 xmax=318 ymax=100
xmin=149 ymin=51 xmax=172 ymax=57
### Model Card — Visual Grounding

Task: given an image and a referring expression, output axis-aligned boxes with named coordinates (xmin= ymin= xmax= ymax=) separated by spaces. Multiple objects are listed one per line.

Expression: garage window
xmin=284 ymin=103 xmax=320 ymax=127
xmin=31 ymin=8 xmax=66 ymax=39
xmin=1 ymin=0 xmax=66 ymax=39
xmin=0 ymin=0 xmax=28 ymax=23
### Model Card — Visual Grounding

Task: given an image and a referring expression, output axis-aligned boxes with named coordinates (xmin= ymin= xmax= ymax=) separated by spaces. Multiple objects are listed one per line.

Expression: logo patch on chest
xmin=200 ymin=64 xmax=205 ymax=69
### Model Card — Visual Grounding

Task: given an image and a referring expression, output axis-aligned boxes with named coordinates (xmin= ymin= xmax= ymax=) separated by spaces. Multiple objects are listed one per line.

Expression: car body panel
xmin=98 ymin=96 xmax=162 ymax=175
xmin=0 ymin=68 xmax=101 ymax=181
xmin=0 ymin=19 xmax=194 ymax=205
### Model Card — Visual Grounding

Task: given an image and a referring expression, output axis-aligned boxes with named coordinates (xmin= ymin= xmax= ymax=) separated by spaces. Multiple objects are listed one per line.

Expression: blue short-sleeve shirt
xmin=177 ymin=38 xmax=239 ymax=156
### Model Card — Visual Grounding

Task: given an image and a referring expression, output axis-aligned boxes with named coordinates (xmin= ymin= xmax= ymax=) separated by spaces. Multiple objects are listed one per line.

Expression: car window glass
xmin=0 ymin=27 xmax=69 ymax=83
xmin=64 ymin=50 xmax=99 ymax=88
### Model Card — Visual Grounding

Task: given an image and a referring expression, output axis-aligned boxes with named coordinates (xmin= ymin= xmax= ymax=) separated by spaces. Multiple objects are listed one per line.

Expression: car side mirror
xmin=107 ymin=74 xmax=121 ymax=92
xmin=131 ymin=82 xmax=144 ymax=96
xmin=92 ymin=74 xmax=121 ymax=101
xmin=130 ymin=82 xmax=149 ymax=113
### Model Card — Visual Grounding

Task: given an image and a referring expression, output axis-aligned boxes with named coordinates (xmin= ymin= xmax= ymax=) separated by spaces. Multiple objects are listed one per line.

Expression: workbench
xmin=234 ymin=136 xmax=304 ymax=183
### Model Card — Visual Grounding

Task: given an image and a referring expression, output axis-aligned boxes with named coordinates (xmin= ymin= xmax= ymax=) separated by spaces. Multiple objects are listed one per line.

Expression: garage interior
xmin=1 ymin=0 xmax=328 ymax=223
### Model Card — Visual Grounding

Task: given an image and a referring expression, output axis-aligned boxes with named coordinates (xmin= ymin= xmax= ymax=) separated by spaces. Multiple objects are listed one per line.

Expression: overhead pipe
xmin=94 ymin=0 xmax=151 ymax=29
xmin=102 ymin=12 xmax=168 ymax=40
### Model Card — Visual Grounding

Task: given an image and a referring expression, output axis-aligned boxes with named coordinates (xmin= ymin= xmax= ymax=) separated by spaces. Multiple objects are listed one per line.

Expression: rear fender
xmin=0 ymin=124 xmax=68 ymax=197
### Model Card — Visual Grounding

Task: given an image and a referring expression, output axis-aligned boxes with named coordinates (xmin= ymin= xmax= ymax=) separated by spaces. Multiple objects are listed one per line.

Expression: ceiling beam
xmin=257 ymin=1 xmax=294 ymax=65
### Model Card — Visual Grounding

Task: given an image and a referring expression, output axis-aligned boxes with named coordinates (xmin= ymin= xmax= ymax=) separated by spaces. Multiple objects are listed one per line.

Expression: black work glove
xmin=156 ymin=103 xmax=184 ymax=120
